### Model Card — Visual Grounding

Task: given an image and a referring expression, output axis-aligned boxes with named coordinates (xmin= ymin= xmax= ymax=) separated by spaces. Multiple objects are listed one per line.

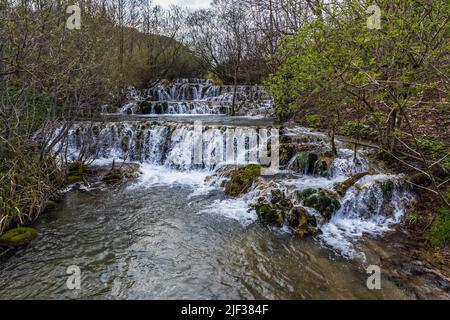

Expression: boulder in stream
xmin=256 ymin=190 xmax=320 ymax=237
xmin=225 ymin=164 xmax=261 ymax=197
xmin=287 ymin=207 xmax=320 ymax=238
xmin=0 ymin=227 xmax=37 ymax=247
xmin=302 ymin=189 xmax=341 ymax=221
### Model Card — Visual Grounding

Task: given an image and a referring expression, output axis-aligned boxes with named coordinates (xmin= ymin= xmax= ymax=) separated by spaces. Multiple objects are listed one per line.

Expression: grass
xmin=425 ymin=207 xmax=450 ymax=249
xmin=417 ymin=138 xmax=450 ymax=169
xmin=305 ymin=114 xmax=321 ymax=128
xmin=225 ymin=165 xmax=261 ymax=197
xmin=0 ymin=149 xmax=63 ymax=235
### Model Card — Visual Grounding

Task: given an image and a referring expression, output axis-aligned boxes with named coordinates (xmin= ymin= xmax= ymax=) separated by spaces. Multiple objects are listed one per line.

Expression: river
xmin=0 ymin=80 xmax=414 ymax=299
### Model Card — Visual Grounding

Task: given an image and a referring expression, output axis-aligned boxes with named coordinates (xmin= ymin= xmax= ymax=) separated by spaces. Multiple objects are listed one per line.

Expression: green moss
xmin=0 ymin=227 xmax=38 ymax=246
xmin=45 ymin=200 xmax=57 ymax=208
xmin=294 ymin=153 xmax=318 ymax=174
xmin=405 ymin=212 xmax=419 ymax=226
xmin=67 ymin=162 xmax=88 ymax=176
xmin=425 ymin=208 xmax=450 ymax=249
xmin=305 ymin=114 xmax=321 ymax=128
xmin=295 ymin=188 xmax=318 ymax=202
xmin=256 ymin=203 xmax=284 ymax=226
xmin=256 ymin=194 xmax=293 ymax=227
xmin=225 ymin=165 xmax=261 ymax=197
xmin=303 ymin=190 xmax=341 ymax=220
xmin=67 ymin=175 xmax=83 ymax=183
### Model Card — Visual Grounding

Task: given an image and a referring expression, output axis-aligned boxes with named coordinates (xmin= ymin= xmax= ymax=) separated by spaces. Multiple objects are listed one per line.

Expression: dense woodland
xmin=0 ymin=1 xmax=449 ymax=249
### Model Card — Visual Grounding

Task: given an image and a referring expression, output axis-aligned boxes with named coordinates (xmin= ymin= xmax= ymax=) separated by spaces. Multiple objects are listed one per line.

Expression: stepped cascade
xmin=56 ymin=119 xmax=415 ymax=260
xmin=116 ymin=79 xmax=274 ymax=116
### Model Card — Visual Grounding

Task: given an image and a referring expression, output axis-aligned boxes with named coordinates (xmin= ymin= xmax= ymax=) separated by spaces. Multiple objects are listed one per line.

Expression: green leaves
xmin=266 ymin=0 xmax=449 ymax=148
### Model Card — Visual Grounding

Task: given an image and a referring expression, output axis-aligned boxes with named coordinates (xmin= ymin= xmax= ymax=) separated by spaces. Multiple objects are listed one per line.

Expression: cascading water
xmin=62 ymin=121 xmax=276 ymax=170
xmin=58 ymin=120 xmax=415 ymax=261
xmin=3 ymin=106 xmax=418 ymax=299
xmin=115 ymin=78 xmax=273 ymax=116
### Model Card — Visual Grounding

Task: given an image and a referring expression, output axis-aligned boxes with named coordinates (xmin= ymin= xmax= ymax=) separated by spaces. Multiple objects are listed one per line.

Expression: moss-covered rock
xmin=271 ymin=189 xmax=285 ymax=204
xmin=314 ymin=153 xmax=335 ymax=177
xmin=67 ymin=162 xmax=88 ymax=176
xmin=334 ymin=172 xmax=369 ymax=196
xmin=286 ymin=207 xmax=320 ymax=238
xmin=288 ymin=150 xmax=335 ymax=176
xmin=102 ymin=163 xmax=141 ymax=184
xmin=290 ymin=152 xmax=319 ymax=175
xmin=286 ymin=207 xmax=314 ymax=227
xmin=303 ymin=189 xmax=341 ymax=220
xmin=225 ymin=165 xmax=261 ymax=197
xmin=295 ymin=188 xmax=318 ymax=201
xmin=45 ymin=200 xmax=57 ymax=208
xmin=256 ymin=194 xmax=320 ymax=237
xmin=279 ymin=144 xmax=297 ymax=167
xmin=256 ymin=189 xmax=293 ymax=227
xmin=0 ymin=227 xmax=37 ymax=246
xmin=102 ymin=169 xmax=123 ymax=184
xmin=67 ymin=175 xmax=83 ymax=183
xmin=256 ymin=203 xmax=284 ymax=227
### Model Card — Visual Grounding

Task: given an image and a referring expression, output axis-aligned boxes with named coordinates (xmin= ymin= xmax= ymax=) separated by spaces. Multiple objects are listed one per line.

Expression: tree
xmin=267 ymin=0 xmax=450 ymax=204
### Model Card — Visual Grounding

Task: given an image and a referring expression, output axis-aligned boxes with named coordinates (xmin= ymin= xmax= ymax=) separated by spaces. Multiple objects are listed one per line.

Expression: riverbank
xmin=285 ymin=107 xmax=450 ymax=299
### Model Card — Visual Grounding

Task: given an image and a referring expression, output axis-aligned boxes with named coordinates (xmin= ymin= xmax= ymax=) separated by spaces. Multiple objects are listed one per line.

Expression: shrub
xmin=0 ymin=151 xmax=63 ymax=235
xmin=340 ymin=120 xmax=370 ymax=139
xmin=305 ymin=114 xmax=321 ymax=128
xmin=425 ymin=208 xmax=450 ymax=249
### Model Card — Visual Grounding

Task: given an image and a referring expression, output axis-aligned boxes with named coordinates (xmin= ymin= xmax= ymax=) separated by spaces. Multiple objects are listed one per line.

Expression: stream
xmin=0 ymin=80 xmax=415 ymax=299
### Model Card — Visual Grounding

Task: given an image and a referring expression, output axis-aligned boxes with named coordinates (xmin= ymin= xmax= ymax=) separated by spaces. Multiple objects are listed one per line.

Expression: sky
xmin=153 ymin=0 xmax=211 ymax=9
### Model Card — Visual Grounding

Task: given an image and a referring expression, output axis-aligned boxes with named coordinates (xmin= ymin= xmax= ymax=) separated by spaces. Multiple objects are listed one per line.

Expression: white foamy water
xmin=317 ymin=174 xmax=412 ymax=260
xmin=130 ymin=164 xmax=210 ymax=188
xmin=53 ymin=117 xmax=415 ymax=261
xmin=198 ymin=194 xmax=258 ymax=228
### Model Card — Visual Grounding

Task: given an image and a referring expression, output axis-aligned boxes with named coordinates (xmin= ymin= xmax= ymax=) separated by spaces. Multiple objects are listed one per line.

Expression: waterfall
xmin=57 ymin=119 xmax=415 ymax=260
xmin=61 ymin=121 xmax=277 ymax=170
xmin=117 ymin=79 xmax=273 ymax=116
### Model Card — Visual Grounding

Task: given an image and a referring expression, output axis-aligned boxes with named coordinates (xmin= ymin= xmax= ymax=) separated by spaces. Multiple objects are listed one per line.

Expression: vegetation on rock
xmin=256 ymin=189 xmax=319 ymax=237
xmin=335 ymin=172 xmax=370 ymax=196
xmin=0 ymin=227 xmax=38 ymax=246
xmin=303 ymin=190 xmax=341 ymax=221
xmin=225 ymin=165 xmax=261 ymax=197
